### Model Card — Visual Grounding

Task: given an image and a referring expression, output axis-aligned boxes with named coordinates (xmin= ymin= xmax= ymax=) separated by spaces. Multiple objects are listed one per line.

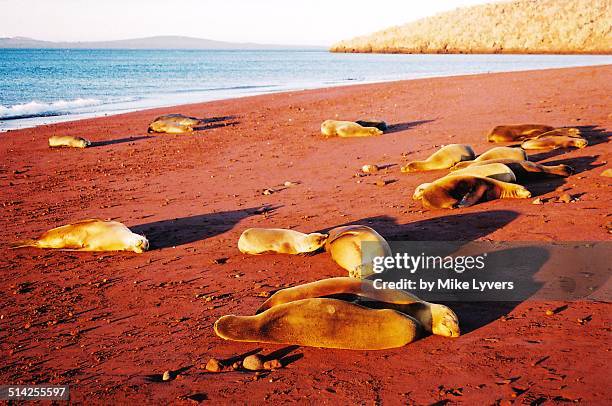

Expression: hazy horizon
xmin=0 ymin=0 xmax=492 ymax=46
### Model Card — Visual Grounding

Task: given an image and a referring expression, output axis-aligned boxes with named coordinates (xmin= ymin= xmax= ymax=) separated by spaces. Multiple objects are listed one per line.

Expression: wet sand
xmin=1 ymin=65 xmax=610 ymax=403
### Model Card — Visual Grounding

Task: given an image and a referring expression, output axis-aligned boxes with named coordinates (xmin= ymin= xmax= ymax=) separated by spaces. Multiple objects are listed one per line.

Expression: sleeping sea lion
xmin=487 ymin=124 xmax=555 ymax=142
xmin=401 ymin=144 xmax=475 ymax=172
xmin=454 ymin=159 xmax=574 ymax=179
xmin=256 ymin=277 xmax=460 ymax=338
xmin=419 ymin=175 xmax=531 ymax=209
xmin=48 ymin=135 xmax=91 ymax=148
xmin=521 ymin=135 xmax=588 ymax=150
xmin=413 ymin=163 xmax=517 ymax=201
xmin=147 ymin=114 xmax=201 ymax=134
xmin=320 ymin=120 xmax=383 ymax=138
xmin=324 ymin=225 xmax=392 ymax=279
xmin=215 ymin=298 xmax=421 ymax=350
xmin=10 ymin=219 xmax=149 ymax=253
xmin=451 ymin=147 xmax=527 ymax=170
xmin=238 ymin=228 xmax=328 ymax=255
xmin=355 ymin=119 xmax=388 ymax=132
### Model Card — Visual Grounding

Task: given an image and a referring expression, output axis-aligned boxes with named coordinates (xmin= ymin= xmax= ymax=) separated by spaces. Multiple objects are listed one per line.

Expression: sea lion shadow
xmin=575 ymin=125 xmax=610 ymax=146
xmin=386 ymin=119 xmax=435 ymax=134
xmin=524 ymin=177 xmax=567 ymax=197
xmin=193 ymin=115 xmax=240 ymax=131
xmin=132 ymin=205 xmax=280 ymax=249
xmin=542 ymin=155 xmax=603 ymax=174
xmin=441 ymin=245 xmax=548 ymax=335
xmin=193 ymin=121 xmax=240 ymax=132
xmin=90 ymin=136 xmax=154 ymax=147
xmin=527 ymin=149 xmax=570 ymax=162
xmin=323 ymin=210 xmax=519 ymax=241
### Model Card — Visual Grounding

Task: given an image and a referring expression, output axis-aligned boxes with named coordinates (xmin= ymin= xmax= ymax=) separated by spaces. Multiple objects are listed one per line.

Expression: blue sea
xmin=1 ymin=49 xmax=610 ymax=131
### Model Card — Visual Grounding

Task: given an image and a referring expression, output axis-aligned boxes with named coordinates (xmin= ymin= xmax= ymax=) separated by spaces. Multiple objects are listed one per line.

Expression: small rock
xmin=284 ymin=181 xmax=299 ymax=187
xmin=162 ymin=370 xmax=172 ymax=381
xmin=557 ymin=193 xmax=572 ymax=203
xmin=262 ymin=188 xmax=275 ymax=195
xmin=263 ymin=359 xmax=282 ymax=370
xmin=545 ymin=309 xmax=554 ymax=316
xmin=532 ymin=198 xmax=543 ymax=205
xmin=375 ymin=180 xmax=387 ymax=187
xmin=242 ymin=354 xmax=265 ymax=371
xmin=205 ymin=358 xmax=223 ymax=373
xmin=231 ymin=361 xmax=241 ymax=370
xmin=361 ymin=164 xmax=379 ymax=174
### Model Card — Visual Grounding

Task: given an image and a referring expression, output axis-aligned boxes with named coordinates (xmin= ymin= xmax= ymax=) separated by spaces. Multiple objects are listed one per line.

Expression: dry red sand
xmin=1 ymin=65 xmax=610 ymax=404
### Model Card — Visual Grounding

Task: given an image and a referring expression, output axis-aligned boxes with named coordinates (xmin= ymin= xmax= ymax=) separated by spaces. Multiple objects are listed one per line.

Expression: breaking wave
xmin=0 ymin=98 xmax=103 ymax=120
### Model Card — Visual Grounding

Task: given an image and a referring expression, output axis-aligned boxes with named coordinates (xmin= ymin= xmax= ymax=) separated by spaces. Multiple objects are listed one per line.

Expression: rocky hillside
xmin=331 ymin=0 xmax=611 ymax=54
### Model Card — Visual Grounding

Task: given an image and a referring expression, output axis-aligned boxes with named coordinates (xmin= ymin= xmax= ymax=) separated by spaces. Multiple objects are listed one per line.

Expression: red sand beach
xmin=1 ymin=65 xmax=610 ymax=404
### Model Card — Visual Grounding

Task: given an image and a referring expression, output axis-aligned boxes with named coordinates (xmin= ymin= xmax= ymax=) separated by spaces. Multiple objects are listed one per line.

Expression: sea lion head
xmin=320 ymin=120 xmax=336 ymax=137
xmin=132 ymin=234 xmax=150 ymax=253
xmin=412 ymin=183 xmax=431 ymax=200
xmin=429 ymin=303 xmax=460 ymax=337
xmin=449 ymin=161 xmax=472 ymax=171
xmin=400 ymin=162 xmax=419 ymax=173
xmin=305 ymin=233 xmax=329 ymax=252
xmin=367 ymin=127 xmax=383 ymax=136
xmin=573 ymin=138 xmax=588 ymax=148
xmin=70 ymin=137 xmax=91 ymax=148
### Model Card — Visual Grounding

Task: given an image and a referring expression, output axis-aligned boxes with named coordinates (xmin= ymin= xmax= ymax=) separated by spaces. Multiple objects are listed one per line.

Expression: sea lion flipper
xmin=10 ymin=239 xmax=38 ymax=249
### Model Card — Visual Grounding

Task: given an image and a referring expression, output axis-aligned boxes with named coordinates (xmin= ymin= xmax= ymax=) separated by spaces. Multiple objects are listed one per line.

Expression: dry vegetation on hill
xmin=331 ymin=0 xmax=612 ymax=54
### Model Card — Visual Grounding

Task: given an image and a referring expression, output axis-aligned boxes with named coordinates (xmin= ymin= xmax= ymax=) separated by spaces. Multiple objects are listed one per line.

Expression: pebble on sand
xmin=242 ymin=354 xmax=265 ymax=371
xmin=263 ymin=359 xmax=283 ymax=370
xmin=362 ymin=164 xmax=379 ymax=174
xmin=557 ymin=193 xmax=573 ymax=203
xmin=205 ymin=358 xmax=224 ymax=373
xmin=162 ymin=370 xmax=172 ymax=381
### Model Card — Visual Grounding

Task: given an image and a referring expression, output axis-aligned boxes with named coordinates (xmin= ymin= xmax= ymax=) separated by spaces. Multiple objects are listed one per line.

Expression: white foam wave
xmin=0 ymin=98 xmax=103 ymax=120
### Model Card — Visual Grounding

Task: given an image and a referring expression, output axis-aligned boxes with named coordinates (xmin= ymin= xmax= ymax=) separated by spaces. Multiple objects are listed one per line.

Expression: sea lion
xmin=238 ymin=228 xmax=328 ymax=255
xmin=10 ymin=219 xmax=149 ymax=253
xmin=413 ymin=163 xmax=517 ymax=201
xmin=454 ymin=159 xmax=574 ymax=179
xmin=320 ymin=120 xmax=383 ymax=138
xmin=215 ymin=298 xmax=421 ymax=350
xmin=147 ymin=114 xmax=201 ymax=134
xmin=401 ymin=144 xmax=475 ymax=172
xmin=355 ymin=119 xmax=388 ymax=132
xmin=419 ymin=175 xmax=531 ymax=209
xmin=257 ymin=277 xmax=460 ymax=338
xmin=451 ymin=147 xmax=527 ymax=170
xmin=521 ymin=135 xmax=588 ymax=150
xmin=324 ymin=225 xmax=392 ymax=279
xmin=48 ymin=135 xmax=91 ymax=148
xmin=487 ymin=124 xmax=555 ymax=142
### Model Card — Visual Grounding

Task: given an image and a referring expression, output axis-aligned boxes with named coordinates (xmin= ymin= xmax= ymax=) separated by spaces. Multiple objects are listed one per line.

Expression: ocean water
xmin=1 ymin=49 xmax=610 ymax=131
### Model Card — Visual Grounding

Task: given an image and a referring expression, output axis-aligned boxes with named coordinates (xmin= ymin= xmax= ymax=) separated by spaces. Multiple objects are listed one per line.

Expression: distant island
xmin=0 ymin=36 xmax=324 ymax=50
xmin=331 ymin=0 xmax=612 ymax=54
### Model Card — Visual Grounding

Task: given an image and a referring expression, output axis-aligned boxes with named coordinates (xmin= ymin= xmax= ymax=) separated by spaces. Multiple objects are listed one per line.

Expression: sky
xmin=0 ymin=0 xmax=492 ymax=46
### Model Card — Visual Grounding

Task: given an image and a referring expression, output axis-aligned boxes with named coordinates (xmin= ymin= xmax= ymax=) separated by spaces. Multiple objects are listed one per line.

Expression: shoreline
xmin=2 ymin=58 xmax=611 ymax=132
xmin=1 ymin=64 xmax=610 ymax=403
